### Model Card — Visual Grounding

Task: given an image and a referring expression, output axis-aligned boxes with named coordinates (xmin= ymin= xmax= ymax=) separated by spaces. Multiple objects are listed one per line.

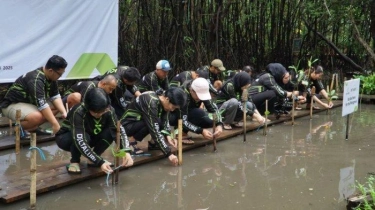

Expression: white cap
xmin=191 ymin=78 xmax=211 ymax=100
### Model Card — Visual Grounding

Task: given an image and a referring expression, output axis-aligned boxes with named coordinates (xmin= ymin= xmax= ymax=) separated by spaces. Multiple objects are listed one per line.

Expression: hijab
xmin=266 ymin=63 xmax=287 ymax=85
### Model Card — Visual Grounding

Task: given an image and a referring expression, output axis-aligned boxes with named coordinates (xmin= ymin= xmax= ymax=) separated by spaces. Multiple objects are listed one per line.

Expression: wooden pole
xmin=335 ymin=73 xmax=339 ymax=92
xmin=310 ymin=86 xmax=316 ymax=119
xmin=242 ymin=89 xmax=248 ymax=142
xmin=178 ymin=119 xmax=183 ymax=165
xmin=263 ymin=100 xmax=268 ymax=136
xmin=15 ymin=109 xmax=21 ymax=154
xmin=112 ymin=121 xmax=121 ymax=185
xmin=30 ymin=133 xmax=37 ymax=210
xmin=292 ymin=95 xmax=295 ymax=126
xmin=212 ymin=114 xmax=217 ymax=152
xmin=330 ymin=74 xmax=335 ymax=92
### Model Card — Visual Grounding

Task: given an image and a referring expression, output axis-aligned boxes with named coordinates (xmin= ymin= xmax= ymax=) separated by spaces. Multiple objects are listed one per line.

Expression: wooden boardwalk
xmin=0 ymin=101 xmax=343 ymax=203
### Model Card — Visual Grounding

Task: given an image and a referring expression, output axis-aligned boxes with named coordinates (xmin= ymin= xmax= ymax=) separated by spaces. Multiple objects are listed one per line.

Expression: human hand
xmin=166 ymin=136 xmax=177 ymax=148
xmin=213 ymin=125 xmax=223 ymax=137
xmin=121 ymin=153 xmax=134 ymax=167
xmin=328 ymin=101 xmax=334 ymax=108
xmin=61 ymin=111 xmax=67 ymax=119
xmin=202 ymin=129 xmax=213 ymax=140
xmin=322 ymin=103 xmax=331 ymax=109
xmin=101 ymin=161 xmax=113 ymax=174
xmin=168 ymin=154 xmax=179 ymax=166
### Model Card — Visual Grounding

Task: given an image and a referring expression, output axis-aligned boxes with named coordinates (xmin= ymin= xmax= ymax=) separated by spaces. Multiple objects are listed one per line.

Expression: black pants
xmin=251 ymin=90 xmax=278 ymax=115
xmin=55 ymin=128 xmax=113 ymax=163
xmin=170 ymin=108 xmax=213 ymax=134
xmin=122 ymin=120 xmax=150 ymax=142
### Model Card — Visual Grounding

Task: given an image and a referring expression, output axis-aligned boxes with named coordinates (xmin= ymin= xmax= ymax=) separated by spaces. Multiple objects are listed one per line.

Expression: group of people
xmin=0 ymin=55 xmax=334 ymax=174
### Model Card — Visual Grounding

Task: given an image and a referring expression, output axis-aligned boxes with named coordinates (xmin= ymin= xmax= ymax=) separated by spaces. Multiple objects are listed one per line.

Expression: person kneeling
xmin=55 ymin=88 xmax=133 ymax=174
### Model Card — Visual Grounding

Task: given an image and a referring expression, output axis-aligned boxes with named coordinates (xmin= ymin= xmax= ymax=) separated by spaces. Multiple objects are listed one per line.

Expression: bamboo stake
xmin=292 ymin=95 xmax=295 ymax=126
xmin=178 ymin=119 xmax=183 ymax=165
xmin=310 ymin=86 xmax=316 ymax=119
xmin=212 ymin=114 xmax=217 ymax=152
xmin=30 ymin=133 xmax=37 ymax=210
xmin=15 ymin=109 xmax=21 ymax=154
xmin=242 ymin=89 xmax=248 ymax=142
xmin=335 ymin=73 xmax=339 ymax=92
xmin=330 ymin=74 xmax=335 ymax=92
xmin=263 ymin=100 xmax=268 ymax=136
xmin=112 ymin=121 xmax=120 ymax=185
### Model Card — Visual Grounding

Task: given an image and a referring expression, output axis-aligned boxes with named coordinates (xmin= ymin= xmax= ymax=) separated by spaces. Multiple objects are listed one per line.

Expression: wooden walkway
xmin=0 ymin=101 xmax=343 ymax=203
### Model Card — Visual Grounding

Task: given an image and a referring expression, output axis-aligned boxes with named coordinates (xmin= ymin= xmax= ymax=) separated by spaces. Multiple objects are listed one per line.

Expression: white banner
xmin=342 ymin=79 xmax=360 ymax=116
xmin=0 ymin=0 xmax=118 ymax=83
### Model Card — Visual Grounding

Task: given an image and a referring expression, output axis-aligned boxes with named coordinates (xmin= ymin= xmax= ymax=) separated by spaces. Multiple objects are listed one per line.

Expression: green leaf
xmin=265 ymin=110 xmax=270 ymax=115
xmin=114 ymin=149 xmax=127 ymax=158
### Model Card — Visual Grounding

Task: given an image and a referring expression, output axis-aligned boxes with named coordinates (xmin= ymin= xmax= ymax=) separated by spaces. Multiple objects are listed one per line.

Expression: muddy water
xmin=1 ymin=104 xmax=375 ymax=210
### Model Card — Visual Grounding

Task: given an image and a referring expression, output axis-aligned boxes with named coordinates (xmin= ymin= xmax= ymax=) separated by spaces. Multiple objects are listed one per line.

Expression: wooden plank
xmin=0 ymin=134 xmax=55 ymax=151
xmin=0 ymin=101 xmax=343 ymax=203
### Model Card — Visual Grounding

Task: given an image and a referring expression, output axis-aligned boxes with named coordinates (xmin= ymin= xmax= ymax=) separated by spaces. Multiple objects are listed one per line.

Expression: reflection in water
xmin=338 ymin=160 xmax=356 ymax=202
xmin=1 ymin=106 xmax=375 ymax=209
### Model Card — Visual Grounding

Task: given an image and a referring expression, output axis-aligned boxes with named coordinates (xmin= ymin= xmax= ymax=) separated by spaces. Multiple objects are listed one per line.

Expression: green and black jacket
xmin=58 ymin=104 xmax=130 ymax=166
xmin=137 ymin=71 xmax=169 ymax=93
xmin=63 ymin=81 xmax=98 ymax=100
xmin=0 ymin=67 xmax=60 ymax=110
xmin=121 ymin=92 xmax=172 ymax=157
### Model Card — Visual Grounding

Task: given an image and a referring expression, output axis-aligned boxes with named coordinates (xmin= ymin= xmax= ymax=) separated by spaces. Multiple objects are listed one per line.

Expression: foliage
xmin=327 ymin=89 xmax=339 ymax=101
xmin=354 ymin=74 xmax=375 ymax=95
xmin=353 ymin=175 xmax=375 ymax=210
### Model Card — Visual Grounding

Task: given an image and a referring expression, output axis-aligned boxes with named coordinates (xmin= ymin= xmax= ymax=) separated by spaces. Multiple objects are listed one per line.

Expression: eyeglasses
xmin=54 ymin=70 xmax=64 ymax=77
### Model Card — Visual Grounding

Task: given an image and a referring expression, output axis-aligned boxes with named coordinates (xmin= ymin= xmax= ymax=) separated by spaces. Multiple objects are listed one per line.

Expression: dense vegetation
xmin=118 ymin=0 xmax=375 ymax=75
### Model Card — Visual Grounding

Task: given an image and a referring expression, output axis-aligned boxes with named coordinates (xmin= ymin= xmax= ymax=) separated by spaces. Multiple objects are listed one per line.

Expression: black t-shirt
xmin=137 ymin=71 xmax=169 ymax=93
xmin=0 ymin=68 xmax=60 ymax=110
xmin=58 ymin=103 xmax=129 ymax=166
xmin=121 ymin=92 xmax=172 ymax=156
xmin=170 ymin=71 xmax=193 ymax=87
xmin=63 ymin=81 xmax=98 ymax=99
xmin=99 ymin=67 xmax=139 ymax=109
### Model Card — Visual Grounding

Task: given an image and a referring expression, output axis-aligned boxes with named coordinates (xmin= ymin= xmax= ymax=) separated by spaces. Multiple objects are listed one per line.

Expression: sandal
xmin=223 ymin=124 xmax=232 ymax=130
xmin=232 ymin=122 xmax=243 ymax=127
xmin=130 ymin=141 xmax=144 ymax=155
xmin=182 ymin=139 xmax=195 ymax=145
xmin=148 ymin=141 xmax=161 ymax=150
xmin=66 ymin=163 xmax=81 ymax=174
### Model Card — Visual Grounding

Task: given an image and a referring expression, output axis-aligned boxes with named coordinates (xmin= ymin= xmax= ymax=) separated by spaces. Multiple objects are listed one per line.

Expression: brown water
xmin=1 ymin=104 xmax=375 ymax=210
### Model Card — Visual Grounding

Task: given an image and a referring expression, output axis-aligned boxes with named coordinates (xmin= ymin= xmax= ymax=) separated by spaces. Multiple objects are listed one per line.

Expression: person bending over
xmin=121 ymin=87 xmax=187 ymax=166
xmin=55 ymin=88 xmax=133 ymax=174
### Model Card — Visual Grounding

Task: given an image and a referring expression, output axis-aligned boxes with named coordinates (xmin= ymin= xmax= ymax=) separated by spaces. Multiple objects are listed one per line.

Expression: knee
xmin=24 ymin=112 xmax=45 ymax=125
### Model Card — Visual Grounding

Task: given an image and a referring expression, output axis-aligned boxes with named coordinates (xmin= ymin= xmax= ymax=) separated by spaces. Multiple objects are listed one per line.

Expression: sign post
xmin=342 ymin=79 xmax=360 ymax=140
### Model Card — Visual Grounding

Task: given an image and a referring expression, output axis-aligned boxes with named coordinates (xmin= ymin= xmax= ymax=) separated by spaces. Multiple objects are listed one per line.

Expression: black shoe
xmin=148 ymin=141 xmax=161 ymax=150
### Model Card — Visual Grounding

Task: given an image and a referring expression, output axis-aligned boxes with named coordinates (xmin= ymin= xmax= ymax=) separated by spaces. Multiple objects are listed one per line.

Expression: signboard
xmin=342 ymin=79 xmax=360 ymax=116
xmin=0 ymin=0 xmax=118 ymax=83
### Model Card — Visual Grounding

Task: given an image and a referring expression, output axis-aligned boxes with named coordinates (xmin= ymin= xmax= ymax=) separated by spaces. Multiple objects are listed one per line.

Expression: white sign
xmin=342 ymin=79 xmax=360 ymax=116
xmin=0 ymin=0 xmax=118 ymax=83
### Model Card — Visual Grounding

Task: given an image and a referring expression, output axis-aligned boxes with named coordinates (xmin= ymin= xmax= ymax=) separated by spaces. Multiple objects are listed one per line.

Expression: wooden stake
xmin=292 ymin=95 xmax=295 ymax=126
xmin=112 ymin=121 xmax=121 ymax=185
xmin=263 ymin=100 xmax=268 ymax=136
xmin=15 ymin=109 xmax=21 ymax=154
xmin=65 ymin=103 xmax=69 ymax=114
xmin=242 ymin=89 xmax=248 ymax=142
xmin=212 ymin=114 xmax=217 ymax=152
xmin=30 ymin=133 xmax=37 ymax=210
xmin=335 ymin=73 xmax=339 ymax=92
xmin=310 ymin=86 xmax=316 ymax=119
xmin=178 ymin=119 xmax=183 ymax=165
xmin=330 ymin=74 xmax=335 ymax=92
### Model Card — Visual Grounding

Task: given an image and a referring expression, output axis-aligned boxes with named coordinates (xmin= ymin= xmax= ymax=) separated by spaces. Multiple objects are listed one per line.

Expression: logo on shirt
xmin=93 ymin=118 xmax=102 ymax=135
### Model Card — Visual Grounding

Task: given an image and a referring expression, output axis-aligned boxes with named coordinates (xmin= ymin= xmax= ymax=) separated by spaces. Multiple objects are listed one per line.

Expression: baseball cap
xmin=211 ymin=59 xmax=226 ymax=71
xmin=156 ymin=60 xmax=172 ymax=71
xmin=191 ymin=78 xmax=211 ymax=100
